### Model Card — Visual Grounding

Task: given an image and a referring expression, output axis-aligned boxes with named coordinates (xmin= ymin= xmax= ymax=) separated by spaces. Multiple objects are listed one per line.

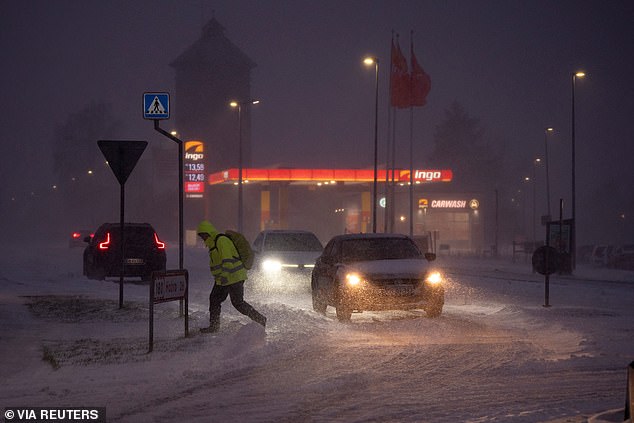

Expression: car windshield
xmin=264 ymin=233 xmax=323 ymax=252
xmin=340 ymin=238 xmax=422 ymax=262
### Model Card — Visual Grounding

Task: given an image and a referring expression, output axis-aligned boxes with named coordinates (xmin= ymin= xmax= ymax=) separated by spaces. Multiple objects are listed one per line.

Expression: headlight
xmin=262 ymin=259 xmax=282 ymax=272
xmin=426 ymin=271 xmax=443 ymax=285
xmin=345 ymin=273 xmax=363 ymax=287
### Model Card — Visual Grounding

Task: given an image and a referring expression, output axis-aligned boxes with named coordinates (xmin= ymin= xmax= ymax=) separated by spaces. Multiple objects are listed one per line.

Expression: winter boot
xmin=255 ymin=314 xmax=266 ymax=328
xmin=200 ymin=321 xmax=219 ymax=334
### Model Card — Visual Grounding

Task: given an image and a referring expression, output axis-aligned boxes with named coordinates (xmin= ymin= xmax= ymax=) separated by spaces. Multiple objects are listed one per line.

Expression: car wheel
xmin=425 ymin=299 xmax=443 ymax=318
xmin=312 ymin=285 xmax=327 ymax=314
xmin=335 ymin=283 xmax=353 ymax=321
xmin=335 ymin=303 xmax=352 ymax=321
xmin=86 ymin=267 xmax=105 ymax=281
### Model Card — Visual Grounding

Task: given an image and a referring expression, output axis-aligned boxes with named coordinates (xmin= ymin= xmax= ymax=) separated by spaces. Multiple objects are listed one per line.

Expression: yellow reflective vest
xmin=198 ymin=221 xmax=247 ymax=286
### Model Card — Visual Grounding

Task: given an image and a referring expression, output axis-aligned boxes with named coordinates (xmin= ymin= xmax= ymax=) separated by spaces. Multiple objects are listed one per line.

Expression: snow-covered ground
xmin=1 ymin=241 xmax=632 ymax=422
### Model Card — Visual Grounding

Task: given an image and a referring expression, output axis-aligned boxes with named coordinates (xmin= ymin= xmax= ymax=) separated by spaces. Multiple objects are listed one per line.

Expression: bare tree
xmin=51 ymin=102 xmax=122 ymax=227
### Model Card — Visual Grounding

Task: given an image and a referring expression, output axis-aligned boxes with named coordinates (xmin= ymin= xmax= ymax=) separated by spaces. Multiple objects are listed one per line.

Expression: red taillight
xmin=72 ymin=232 xmax=82 ymax=239
xmin=99 ymin=232 xmax=111 ymax=250
xmin=154 ymin=233 xmax=166 ymax=249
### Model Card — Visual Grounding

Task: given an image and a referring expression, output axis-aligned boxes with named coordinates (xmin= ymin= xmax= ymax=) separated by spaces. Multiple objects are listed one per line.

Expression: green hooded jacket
xmin=197 ymin=221 xmax=247 ymax=286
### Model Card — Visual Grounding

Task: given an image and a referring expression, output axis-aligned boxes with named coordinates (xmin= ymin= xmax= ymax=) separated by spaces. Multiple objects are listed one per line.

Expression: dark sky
xmin=1 ymin=0 xmax=633 ymax=244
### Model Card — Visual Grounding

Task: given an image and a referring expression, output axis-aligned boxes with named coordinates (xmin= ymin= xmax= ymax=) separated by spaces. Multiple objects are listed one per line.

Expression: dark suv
xmin=83 ymin=222 xmax=167 ymax=281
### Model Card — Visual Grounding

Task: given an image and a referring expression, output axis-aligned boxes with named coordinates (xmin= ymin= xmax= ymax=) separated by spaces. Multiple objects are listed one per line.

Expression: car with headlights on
xmin=251 ymin=229 xmax=323 ymax=291
xmin=83 ymin=222 xmax=167 ymax=281
xmin=311 ymin=233 xmax=444 ymax=321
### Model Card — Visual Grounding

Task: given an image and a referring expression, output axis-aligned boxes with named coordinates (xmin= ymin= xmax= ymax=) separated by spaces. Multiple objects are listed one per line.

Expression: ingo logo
xmin=399 ymin=170 xmax=449 ymax=182
xmin=414 ymin=170 xmax=442 ymax=181
xmin=185 ymin=141 xmax=204 ymax=161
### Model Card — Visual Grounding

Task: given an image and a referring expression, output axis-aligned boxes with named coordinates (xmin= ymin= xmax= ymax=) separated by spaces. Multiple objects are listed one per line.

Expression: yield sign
xmin=98 ymin=140 xmax=147 ymax=185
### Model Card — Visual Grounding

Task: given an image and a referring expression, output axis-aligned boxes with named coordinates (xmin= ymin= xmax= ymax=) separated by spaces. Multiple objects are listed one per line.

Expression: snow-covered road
xmin=1 ymin=243 xmax=632 ymax=422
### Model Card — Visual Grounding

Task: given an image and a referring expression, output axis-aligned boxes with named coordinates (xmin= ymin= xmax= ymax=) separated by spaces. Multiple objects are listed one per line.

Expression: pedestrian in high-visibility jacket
xmin=197 ymin=220 xmax=266 ymax=333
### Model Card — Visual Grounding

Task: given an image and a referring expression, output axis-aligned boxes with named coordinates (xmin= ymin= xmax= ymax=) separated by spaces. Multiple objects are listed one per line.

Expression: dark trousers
xmin=209 ymin=281 xmax=266 ymax=329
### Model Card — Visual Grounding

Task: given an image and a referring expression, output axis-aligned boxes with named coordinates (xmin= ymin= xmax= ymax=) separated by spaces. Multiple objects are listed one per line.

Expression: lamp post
xmin=363 ymin=56 xmax=379 ymax=233
xmin=544 ymin=127 xmax=553 ymax=219
xmin=523 ymin=176 xmax=530 ymax=239
xmin=230 ymin=99 xmax=260 ymax=233
xmin=571 ymin=71 xmax=585 ymax=271
xmin=532 ymin=158 xmax=541 ymax=244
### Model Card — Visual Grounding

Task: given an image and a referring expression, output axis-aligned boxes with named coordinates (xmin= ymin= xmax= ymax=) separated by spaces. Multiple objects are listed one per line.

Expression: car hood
xmin=340 ymin=259 xmax=431 ymax=279
xmin=259 ymin=250 xmax=322 ymax=265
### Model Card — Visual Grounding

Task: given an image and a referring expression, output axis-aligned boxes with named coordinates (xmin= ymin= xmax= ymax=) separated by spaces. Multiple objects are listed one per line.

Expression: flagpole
xmin=409 ymin=31 xmax=414 ymax=238
xmin=389 ymin=107 xmax=396 ymax=233
xmin=384 ymin=105 xmax=392 ymax=233
xmin=392 ymin=33 xmax=403 ymax=235
xmin=409 ymin=106 xmax=414 ymax=238
xmin=384 ymin=32 xmax=395 ymax=234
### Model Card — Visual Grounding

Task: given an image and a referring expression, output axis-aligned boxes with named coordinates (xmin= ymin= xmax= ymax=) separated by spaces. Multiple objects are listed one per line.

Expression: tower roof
xmin=170 ymin=17 xmax=256 ymax=70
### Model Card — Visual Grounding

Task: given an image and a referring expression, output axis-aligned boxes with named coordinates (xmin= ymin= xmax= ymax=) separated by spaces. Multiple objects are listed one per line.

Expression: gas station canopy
xmin=208 ymin=168 xmax=453 ymax=186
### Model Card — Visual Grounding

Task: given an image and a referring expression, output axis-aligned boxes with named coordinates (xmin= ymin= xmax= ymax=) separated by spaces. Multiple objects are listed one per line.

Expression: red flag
xmin=390 ymin=37 xmax=410 ymax=109
xmin=410 ymin=43 xmax=431 ymax=107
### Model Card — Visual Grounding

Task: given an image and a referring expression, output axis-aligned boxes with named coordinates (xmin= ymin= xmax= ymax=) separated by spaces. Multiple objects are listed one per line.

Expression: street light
xmin=532 ymin=158 xmax=541 ymax=244
xmin=571 ymin=71 xmax=585 ymax=271
xmin=363 ymin=56 xmax=379 ymax=233
xmin=230 ymin=99 xmax=260 ymax=233
xmin=544 ymin=127 xmax=554 ymax=219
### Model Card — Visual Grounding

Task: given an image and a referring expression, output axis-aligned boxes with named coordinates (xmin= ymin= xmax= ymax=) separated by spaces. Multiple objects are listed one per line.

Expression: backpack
xmin=213 ymin=230 xmax=254 ymax=270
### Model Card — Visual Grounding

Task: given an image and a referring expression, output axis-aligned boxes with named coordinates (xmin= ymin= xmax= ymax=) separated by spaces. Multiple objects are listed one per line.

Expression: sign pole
xmin=149 ymin=278 xmax=154 ymax=352
xmin=144 ymin=92 xmax=187 ymax=320
xmin=544 ymin=218 xmax=551 ymax=308
xmin=98 ymin=140 xmax=147 ymax=309
xmin=153 ymin=120 xmax=185 ymax=318
xmin=119 ymin=182 xmax=125 ymax=309
xmin=532 ymin=245 xmax=558 ymax=307
xmin=153 ymin=120 xmax=184 ymax=271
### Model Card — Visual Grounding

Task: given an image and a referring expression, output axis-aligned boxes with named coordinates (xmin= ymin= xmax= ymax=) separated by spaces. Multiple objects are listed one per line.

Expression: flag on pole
xmin=390 ymin=36 xmax=410 ymax=109
xmin=410 ymin=40 xmax=431 ymax=107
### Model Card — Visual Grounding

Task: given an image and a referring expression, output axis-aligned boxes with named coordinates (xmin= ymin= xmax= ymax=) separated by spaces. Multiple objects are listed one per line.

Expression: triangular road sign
xmin=143 ymin=92 xmax=169 ymax=120
xmin=98 ymin=140 xmax=148 ymax=185
xmin=148 ymin=96 xmax=166 ymax=114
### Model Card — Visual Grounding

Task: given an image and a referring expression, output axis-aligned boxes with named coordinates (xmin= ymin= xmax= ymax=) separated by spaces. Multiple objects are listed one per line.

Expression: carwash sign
xmin=419 ymin=198 xmax=481 ymax=209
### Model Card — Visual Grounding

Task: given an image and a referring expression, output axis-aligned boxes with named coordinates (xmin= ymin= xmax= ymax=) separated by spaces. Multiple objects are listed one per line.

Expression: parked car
xmin=591 ymin=244 xmax=615 ymax=267
xmin=251 ymin=229 xmax=323 ymax=291
xmin=576 ymin=244 xmax=594 ymax=264
xmin=83 ymin=222 xmax=166 ymax=281
xmin=610 ymin=244 xmax=634 ymax=270
xmin=69 ymin=229 xmax=93 ymax=248
xmin=311 ymin=233 xmax=445 ymax=321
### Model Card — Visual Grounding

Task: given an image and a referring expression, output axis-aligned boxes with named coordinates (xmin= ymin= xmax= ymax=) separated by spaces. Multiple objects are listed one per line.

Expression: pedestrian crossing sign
xmin=143 ymin=92 xmax=170 ymax=120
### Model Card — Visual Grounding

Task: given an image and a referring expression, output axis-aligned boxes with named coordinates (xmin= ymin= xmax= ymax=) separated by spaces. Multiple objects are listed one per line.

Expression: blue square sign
xmin=143 ymin=93 xmax=170 ymax=120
